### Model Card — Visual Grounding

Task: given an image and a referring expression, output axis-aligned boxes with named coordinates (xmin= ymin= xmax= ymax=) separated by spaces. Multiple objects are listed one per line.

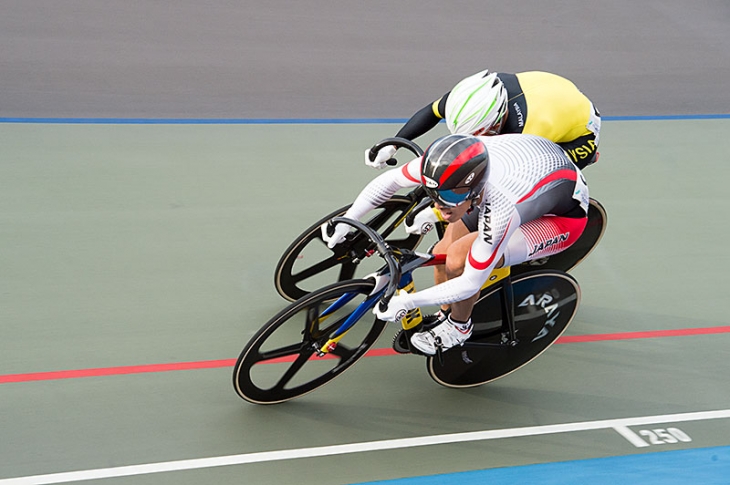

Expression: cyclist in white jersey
xmin=323 ymin=133 xmax=589 ymax=355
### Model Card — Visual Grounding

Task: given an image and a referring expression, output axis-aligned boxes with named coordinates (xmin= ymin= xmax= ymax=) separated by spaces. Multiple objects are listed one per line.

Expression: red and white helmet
xmin=421 ymin=134 xmax=489 ymax=207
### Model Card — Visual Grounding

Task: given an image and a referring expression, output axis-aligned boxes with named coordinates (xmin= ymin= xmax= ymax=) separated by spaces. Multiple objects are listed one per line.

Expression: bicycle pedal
xmin=391 ymin=330 xmax=429 ymax=356
xmin=392 ymin=314 xmax=446 ymax=356
xmin=391 ymin=330 xmax=411 ymax=354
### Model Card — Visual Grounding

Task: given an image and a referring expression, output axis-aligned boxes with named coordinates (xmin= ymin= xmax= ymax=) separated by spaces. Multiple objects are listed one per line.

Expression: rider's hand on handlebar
xmin=405 ymin=206 xmax=443 ymax=235
xmin=320 ymin=221 xmax=350 ymax=249
xmin=364 ymin=145 xmax=397 ymax=169
xmin=373 ymin=290 xmax=416 ymax=322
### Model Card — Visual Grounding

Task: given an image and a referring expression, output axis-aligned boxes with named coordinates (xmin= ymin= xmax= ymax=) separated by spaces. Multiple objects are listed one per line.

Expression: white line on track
xmin=2 ymin=409 xmax=729 ymax=484
xmin=612 ymin=425 xmax=652 ymax=447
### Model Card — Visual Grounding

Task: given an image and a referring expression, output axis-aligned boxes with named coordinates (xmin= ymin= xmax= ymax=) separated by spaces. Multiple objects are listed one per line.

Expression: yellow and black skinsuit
xmin=393 ymin=71 xmax=601 ymax=169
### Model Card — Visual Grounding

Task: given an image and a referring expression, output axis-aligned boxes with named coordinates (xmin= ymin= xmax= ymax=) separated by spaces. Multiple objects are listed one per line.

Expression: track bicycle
xmin=233 ymin=217 xmax=592 ymax=405
xmin=274 ymin=137 xmax=442 ymax=301
xmin=274 ymin=138 xmax=607 ymax=302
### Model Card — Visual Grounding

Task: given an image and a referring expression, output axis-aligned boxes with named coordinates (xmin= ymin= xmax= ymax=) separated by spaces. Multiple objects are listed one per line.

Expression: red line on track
xmin=2 ymin=326 xmax=729 ymax=384
xmin=554 ymin=325 xmax=730 ymax=343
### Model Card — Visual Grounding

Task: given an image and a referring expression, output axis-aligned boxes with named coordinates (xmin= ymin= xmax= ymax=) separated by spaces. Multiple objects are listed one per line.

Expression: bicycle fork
xmin=315 ymin=290 xmax=382 ymax=356
xmin=316 ymin=272 xmax=422 ymax=356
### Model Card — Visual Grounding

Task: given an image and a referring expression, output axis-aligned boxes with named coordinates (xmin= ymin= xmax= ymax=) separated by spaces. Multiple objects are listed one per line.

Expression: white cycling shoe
xmin=410 ymin=317 xmax=473 ymax=355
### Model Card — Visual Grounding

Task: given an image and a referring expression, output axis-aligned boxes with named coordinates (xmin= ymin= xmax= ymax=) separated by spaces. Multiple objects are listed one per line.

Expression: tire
xmin=274 ymin=197 xmax=424 ymax=301
xmin=511 ymin=198 xmax=607 ymax=276
xmin=233 ymin=279 xmax=386 ymax=404
xmin=427 ymin=271 xmax=580 ymax=388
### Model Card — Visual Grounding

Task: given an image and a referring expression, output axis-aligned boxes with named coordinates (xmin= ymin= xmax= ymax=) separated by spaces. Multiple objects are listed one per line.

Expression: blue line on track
xmin=355 ymin=445 xmax=730 ymax=485
xmin=1 ymin=114 xmax=729 ymax=124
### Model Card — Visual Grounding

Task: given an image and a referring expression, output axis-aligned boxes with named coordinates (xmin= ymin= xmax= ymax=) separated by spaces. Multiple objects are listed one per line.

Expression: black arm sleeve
xmin=394 ymin=93 xmax=449 ymax=140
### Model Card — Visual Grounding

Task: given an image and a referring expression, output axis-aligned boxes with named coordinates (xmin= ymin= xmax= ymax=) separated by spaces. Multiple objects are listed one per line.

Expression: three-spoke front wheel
xmin=233 ymin=279 xmax=386 ymax=404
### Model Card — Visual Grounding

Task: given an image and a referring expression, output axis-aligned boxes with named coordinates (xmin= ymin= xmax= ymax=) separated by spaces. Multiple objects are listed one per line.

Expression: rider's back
xmin=479 ymin=133 xmax=588 ymax=224
xmin=482 ymin=134 xmax=578 ymax=194
xmin=502 ymin=71 xmax=595 ymax=144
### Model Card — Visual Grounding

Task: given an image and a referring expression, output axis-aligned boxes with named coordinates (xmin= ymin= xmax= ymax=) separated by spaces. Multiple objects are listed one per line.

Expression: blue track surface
xmin=357 ymin=446 xmax=730 ymax=484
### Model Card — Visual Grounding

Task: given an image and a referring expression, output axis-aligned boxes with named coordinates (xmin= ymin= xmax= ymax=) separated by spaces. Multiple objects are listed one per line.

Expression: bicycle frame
xmin=316 ymin=239 xmax=519 ymax=357
xmin=235 ymin=212 xmax=588 ymax=402
xmin=316 ymin=249 xmax=435 ymax=356
xmin=314 ymin=290 xmax=382 ymax=356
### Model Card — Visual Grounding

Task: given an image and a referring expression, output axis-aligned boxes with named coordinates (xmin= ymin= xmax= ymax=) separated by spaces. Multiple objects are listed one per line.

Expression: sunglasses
xmin=427 ymin=186 xmax=471 ymax=208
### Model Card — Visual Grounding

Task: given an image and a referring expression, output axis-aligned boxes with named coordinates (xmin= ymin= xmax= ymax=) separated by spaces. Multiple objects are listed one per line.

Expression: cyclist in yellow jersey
xmin=366 ymin=70 xmax=601 ymax=170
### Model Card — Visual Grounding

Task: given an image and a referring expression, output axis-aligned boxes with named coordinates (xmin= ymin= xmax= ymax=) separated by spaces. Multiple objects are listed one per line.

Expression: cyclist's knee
xmin=432 ymin=237 xmax=450 ymax=256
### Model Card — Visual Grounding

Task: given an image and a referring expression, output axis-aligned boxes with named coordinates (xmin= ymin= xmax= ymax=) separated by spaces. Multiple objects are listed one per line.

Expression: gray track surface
xmin=2 ymin=0 xmax=730 ymax=119
xmin=2 ymin=3 xmax=730 ymax=484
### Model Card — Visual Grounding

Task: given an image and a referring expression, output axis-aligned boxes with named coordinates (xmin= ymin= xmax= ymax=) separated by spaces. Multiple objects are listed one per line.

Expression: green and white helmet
xmin=445 ymin=70 xmax=508 ymax=136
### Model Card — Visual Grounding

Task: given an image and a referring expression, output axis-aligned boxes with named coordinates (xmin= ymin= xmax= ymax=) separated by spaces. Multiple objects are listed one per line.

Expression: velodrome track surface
xmin=2 ymin=2 xmax=730 ymax=484
xmin=3 ymin=0 xmax=730 ymax=119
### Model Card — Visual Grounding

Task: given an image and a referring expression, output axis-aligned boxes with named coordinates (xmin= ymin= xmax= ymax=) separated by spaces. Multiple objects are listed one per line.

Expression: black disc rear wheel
xmin=427 ymin=271 xmax=580 ymax=388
